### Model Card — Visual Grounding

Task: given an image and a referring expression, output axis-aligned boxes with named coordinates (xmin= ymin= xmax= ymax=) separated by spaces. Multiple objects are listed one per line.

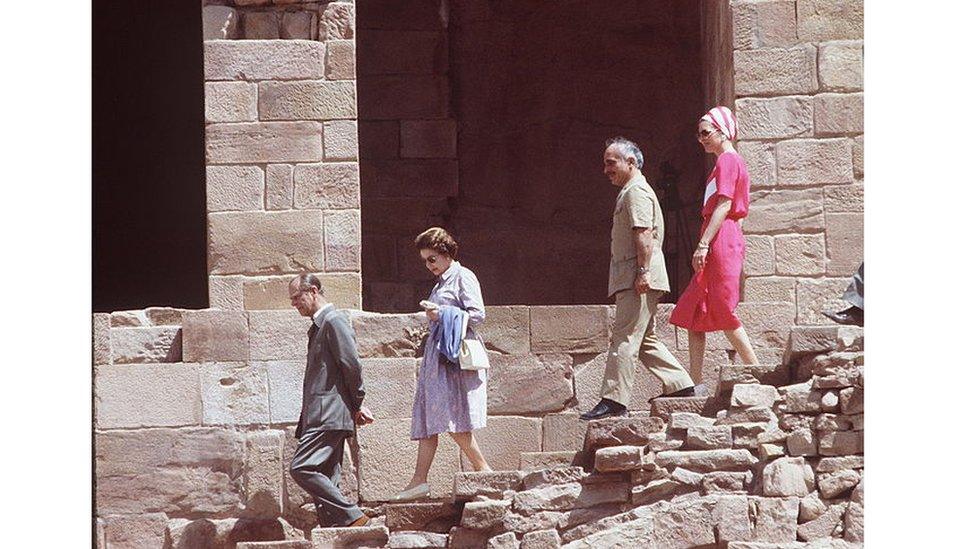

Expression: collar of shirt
xmin=619 ymin=171 xmax=648 ymax=194
xmin=439 ymin=259 xmax=462 ymax=282
xmin=312 ymin=303 xmax=334 ymax=328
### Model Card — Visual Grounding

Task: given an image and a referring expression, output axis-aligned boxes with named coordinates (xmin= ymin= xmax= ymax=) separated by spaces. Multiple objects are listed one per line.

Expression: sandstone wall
xmin=202 ymin=0 xmax=363 ymax=312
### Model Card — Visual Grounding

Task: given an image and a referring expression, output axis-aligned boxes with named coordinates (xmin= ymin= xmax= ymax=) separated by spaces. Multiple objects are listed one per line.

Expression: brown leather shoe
xmin=346 ymin=515 xmax=369 ymax=528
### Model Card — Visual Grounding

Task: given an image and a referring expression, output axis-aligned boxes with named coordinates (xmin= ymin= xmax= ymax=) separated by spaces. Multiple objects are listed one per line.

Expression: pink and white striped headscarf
xmin=701 ymin=106 xmax=737 ymax=141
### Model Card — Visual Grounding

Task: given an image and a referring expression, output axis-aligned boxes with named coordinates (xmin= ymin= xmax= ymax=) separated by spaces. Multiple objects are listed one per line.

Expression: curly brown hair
xmin=414 ymin=227 xmax=459 ymax=259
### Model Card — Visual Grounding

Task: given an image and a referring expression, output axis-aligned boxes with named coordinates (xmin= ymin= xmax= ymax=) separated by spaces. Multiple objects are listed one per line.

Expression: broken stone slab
xmin=632 ymin=477 xmax=681 ymax=505
xmin=686 ymin=425 xmax=734 ymax=450
xmin=779 ymin=383 xmax=823 ymax=413
xmin=594 ymin=445 xmax=645 ymax=473
xmin=817 ymin=469 xmax=860 ymax=499
xmin=758 ymin=443 xmax=786 ymax=461
xmin=583 ymin=417 xmax=666 ymax=451
xmin=560 ymin=502 xmax=661 ymax=543
xmin=816 ymin=456 xmax=864 ymax=473
xmin=520 ymin=529 xmax=560 ymax=549
xmin=646 ymin=432 xmax=685 ymax=452
xmin=671 ymin=467 xmax=705 ymax=487
xmin=668 ymin=412 xmax=716 ymax=430
xmin=453 ymin=471 xmax=523 ymax=499
xmin=719 ymin=363 xmax=790 ymax=393
xmin=799 ymin=492 xmax=829 ymax=522
xmin=511 ymin=481 xmax=628 ymax=513
xmin=310 ymin=525 xmax=389 ymax=548
xmin=521 ymin=467 xmax=585 ymax=490
xmin=486 ymin=531 xmax=517 ymax=549
xmin=649 ymin=396 xmax=708 ymax=420
xmin=839 ymin=386 xmax=863 ymax=414
xmin=786 ymin=326 xmax=839 ymax=359
xmin=446 ymin=527 xmax=488 ymax=548
xmin=844 ymin=501 xmax=864 ymax=542
xmin=386 ymin=531 xmax=448 ymax=549
xmin=780 ymin=413 xmax=816 ymax=432
xmin=797 ymin=503 xmax=846 ymax=541
xmin=732 ymin=422 xmax=771 ymax=449
xmin=655 ymin=449 xmax=758 ymax=472
xmin=460 ymin=499 xmax=511 ymax=530
xmin=787 ymin=428 xmax=818 ymax=457
xmin=703 ymin=471 xmax=752 ymax=495
xmin=111 ymin=326 xmax=183 ymax=364
xmin=814 ymin=413 xmax=853 ymax=432
xmin=714 ymin=406 xmax=777 ymax=425
xmin=383 ymin=502 xmax=460 ymax=533
xmin=819 ymin=430 xmax=863 ymax=456
xmin=500 ymin=510 xmax=566 ymax=535
xmin=762 ymin=456 xmax=815 ymax=497
xmin=731 ymin=384 xmax=780 ymax=408
xmin=652 ymin=497 xmax=719 ymax=548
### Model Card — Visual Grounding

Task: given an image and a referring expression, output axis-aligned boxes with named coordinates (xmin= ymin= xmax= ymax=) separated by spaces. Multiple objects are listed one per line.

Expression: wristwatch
xmin=637 ymin=266 xmax=649 ymax=275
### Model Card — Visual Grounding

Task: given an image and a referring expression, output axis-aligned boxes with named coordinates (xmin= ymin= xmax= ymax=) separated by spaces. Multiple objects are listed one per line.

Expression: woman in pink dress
xmin=670 ymin=106 xmax=759 ymax=382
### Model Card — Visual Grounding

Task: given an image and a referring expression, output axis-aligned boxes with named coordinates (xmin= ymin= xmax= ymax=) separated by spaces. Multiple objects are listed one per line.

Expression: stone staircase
xmin=235 ymin=325 xmax=863 ymax=548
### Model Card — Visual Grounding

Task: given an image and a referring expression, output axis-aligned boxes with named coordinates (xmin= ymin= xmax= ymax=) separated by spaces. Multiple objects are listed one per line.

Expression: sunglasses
xmin=697 ymin=128 xmax=719 ymax=140
xmin=424 ymin=254 xmax=440 ymax=264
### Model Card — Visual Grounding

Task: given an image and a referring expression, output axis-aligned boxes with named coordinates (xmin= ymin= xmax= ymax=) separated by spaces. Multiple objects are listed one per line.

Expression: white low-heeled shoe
xmin=392 ymin=482 xmax=430 ymax=502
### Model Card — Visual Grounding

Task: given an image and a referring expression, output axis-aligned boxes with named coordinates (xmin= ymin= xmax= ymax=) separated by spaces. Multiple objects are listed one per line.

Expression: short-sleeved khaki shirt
xmin=608 ymin=172 xmax=670 ymax=297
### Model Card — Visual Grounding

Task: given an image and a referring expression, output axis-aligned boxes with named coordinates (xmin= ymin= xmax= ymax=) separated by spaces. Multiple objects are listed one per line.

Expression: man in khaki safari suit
xmin=581 ymin=137 xmax=698 ymax=420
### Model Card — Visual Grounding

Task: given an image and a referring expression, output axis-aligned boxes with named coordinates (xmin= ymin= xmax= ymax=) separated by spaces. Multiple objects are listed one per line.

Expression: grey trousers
xmin=843 ymin=263 xmax=864 ymax=310
xmin=290 ymin=429 xmax=363 ymax=527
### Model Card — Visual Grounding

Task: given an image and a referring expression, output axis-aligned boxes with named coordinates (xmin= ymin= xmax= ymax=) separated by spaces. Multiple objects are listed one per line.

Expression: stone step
xmin=387 ymin=530 xmax=449 ymax=549
xmin=309 ymin=525 xmax=389 ymax=549
xmin=583 ymin=416 xmax=666 ymax=452
xmin=649 ymin=396 xmax=709 ymax=420
xmin=236 ymin=542 xmax=312 ymax=549
xmin=519 ymin=450 xmax=585 ymax=471
xmin=453 ymin=470 xmax=524 ymax=499
xmin=719 ymin=363 xmax=791 ymax=393
xmin=383 ymin=502 xmax=461 ymax=533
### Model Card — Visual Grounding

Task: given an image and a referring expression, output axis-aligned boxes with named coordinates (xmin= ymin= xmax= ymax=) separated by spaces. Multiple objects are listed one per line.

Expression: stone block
xmin=326 ymin=40 xmax=356 ymax=80
xmin=799 ymin=492 xmax=828 ymax=522
xmin=824 ymin=181 xmax=863 ymax=213
xmin=512 ymin=481 xmax=628 ymax=513
xmin=775 ymin=234 xmax=826 ymax=276
xmin=103 ymin=513 xmax=168 ymax=549
xmin=311 ymin=526 xmax=389 ymax=548
xmin=487 ymin=353 xmax=573 ymax=415
xmin=200 ymin=362 xmax=270 ymax=425
xmin=323 ymin=120 xmax=359 ymax=161
xmin=244 ymin=11 xmax=279 ymax=39
xmin=388 ymin=531 xmax=449 ymax=548
xmin=796 ymin=502 xmax=845 ymax=541
xmin=245 ymin=430 xmax=285 ymax=518
xmin=95 ymin=427 xmax=246 ymax=516
xmin=787 ymin=326 xmax=838 ymax=356
xmin=521 ymin=529 xmax=560 ymax=549
xmin=202 ymin=6 xmax=239 ymax=40
xmin=259 ymin=81 xmax=356 ymax=121
xmin=454 ymin=471 xmax=523 ymax=499
xmin=94 ymin=313 xmax=111 ymax=365
xmin=744 ymin=189 xmax=824 ymax=234
xmin=730 ymin=301 xmax=796 ymax=349
xmin=715 ymin=405 xmax=777 ymax=426
xmin=207 ymin=165 xmax=265 ymax=212
xmin=460 ymin=499 xmax=511 ymax=530
xmin=243 ymin=273 xmax=360 ymax=311
xmin=825 ymin=212 xmax=863 ymax=276
xmin=594 ymin=445 xmax=644 ymax=472
xmin=736 ymin=96 xmax=814 ymax=140
xmin=210 ymin=275 xmax=245 ymax=310
xmin=487 ymin=532 xmax=518 ymax=549
xmin=584 ymin=417 xmax=666 ymax=450
xmin=797 ymin=0 xmax=864 ymax=41
xmin=248 ymin=309 xmax=311 ymax=361
xmin=814 ymin=93 xmax=863 ymax=136
xmin=762 ymin=456 xmax=814 ymax=496
xmin=320 ymin=1 xmax=355 ymax=40
xmin=519 ymin=451 xmax=581 ymax=471
xmin=204 ymin=40 xmax=325 ymax=81
xmin=714 ymin=495 xmax=752 ymax=541
xmin=293 ymin=162 xmax=360 ymax=209
xmin=206 ymin=81 xmax=258 ymax=123
xmin=530 ymin=305 xmax=609 ymax=353
xmin=350 ymin=311 xmax=426 ymax=358
xmin=324 ymin=209 xmax=361 ymax=271
xmin=111 ymin=326 xmax=182 ymax=364
xmin=522 ymin=467 xmax=585 ymax=491
xmin=819 ymin=430 xmax=862 ymax=456
xmin=744 ymin=234 xmax=775 ymax=275
xmin=819 ymin=40 xmax=863 ymax=92
xmin=462 ymin=416 xmax=542 ymax=471
xmin=839 ymin=386 xmax=863 ymax=414
xmin=817 ymin=468 xmax=859 ymax=499
xmin=654 ymin=449 xmax=758 ymax=472
xmin=206 ymin=122 xmax=322 ymax=164
xmin=845 ymin=501 xmax=864 ymax=542
xmin=480 ymin=306 xmax=530 ymax=355
xmin=265 ymin=360 xmax=304 ymax=424
xmin=358 ymin=75 xmax=450 ymax=119
xmin=734 ymin=45 xmax=818 ymax=96
xmin=357 ymin=418 xmax=460 ymax=500
xmin=95 ymin=363 xmax=201 ymax=428
xmin=650 ymin=396 xmax=708 ymax=420
xmin=385 ymin=502 xmax=461 ymax=532
xmin=401 ymin=120 xmax=457 ymax=158
xmin=751 ymin=496 xmax=800 ymax=543
xmin=776 ymin=138 xmax=854 ymax=186
xmin=542 ymin=413 xmax=588 ymax=452
xmin=731 ymin=384 xmax=779 ymax=408
xmin=209 ymin=210 xmax=324 ymax=275
xmin=758 ymin=443 xmax=785 ymax=460
xmin=182 ymin=309 xmax=249 ymax=362
xmin=796 ymin=277 xmax=850 ymax=325
xmin=786 ymin=428 xmax=818 ymax=457
xmin=265 ymin=164 xmax=294 ymax=210
xmin=719 ymin=363 xmax=789 ymax=393
xmin=237 ymin=542 xmax=311 ymax=549
xmin=686 ymin=425 xmax=733 ymax=450
xmin=732 ymin=0 xmax=798 ymax=49
xmin=653 ymin=499 xmax=718 ymax=548
xmin=738 ymin=141 xmax=776 ymax=189
xmin=359 ymin=358 xmax=416 ymax=419
xmin=281 ymin=11 xmax=313 ymax=40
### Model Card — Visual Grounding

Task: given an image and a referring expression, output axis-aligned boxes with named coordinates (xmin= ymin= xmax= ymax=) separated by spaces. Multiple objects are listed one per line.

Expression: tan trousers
xmin=600 ymin=289 xmax=694 ymax=406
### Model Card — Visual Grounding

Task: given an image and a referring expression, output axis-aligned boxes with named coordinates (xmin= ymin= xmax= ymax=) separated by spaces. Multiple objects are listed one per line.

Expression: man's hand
xmin=634 ymin=272 xmax=652 ymax=294
xmin=355 ymin=406 xmax=375 ymax=426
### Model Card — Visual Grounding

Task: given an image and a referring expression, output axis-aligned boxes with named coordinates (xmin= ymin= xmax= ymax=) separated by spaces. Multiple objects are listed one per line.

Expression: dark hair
xmin=605 ymin=136 xmax=644 ymax=169
xmin=414 ymin=227 xmax=459 ymax=259
xmin=295 ymin=273 xmax=323 ymax=295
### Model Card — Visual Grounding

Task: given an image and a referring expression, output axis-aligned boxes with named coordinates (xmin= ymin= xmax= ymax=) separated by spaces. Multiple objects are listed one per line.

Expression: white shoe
xmin=392 ymin=482 xmax=430 ymax=501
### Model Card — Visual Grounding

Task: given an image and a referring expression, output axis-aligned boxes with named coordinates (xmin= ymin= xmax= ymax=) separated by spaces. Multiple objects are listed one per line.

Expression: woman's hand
xmin=425 ymin=307 xmax=440 ymax=322
xmin=692 ymin=246 xmax=708 ymax=273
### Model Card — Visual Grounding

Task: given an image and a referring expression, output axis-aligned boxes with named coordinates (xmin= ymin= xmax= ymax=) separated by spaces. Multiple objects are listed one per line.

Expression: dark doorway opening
xmin=93 ymin=0 xmax=207 ymax=312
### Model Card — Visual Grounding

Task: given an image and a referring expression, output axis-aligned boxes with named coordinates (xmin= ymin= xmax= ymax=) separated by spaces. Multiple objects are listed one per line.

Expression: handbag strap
xmin=460 ymin=308 xmax=470 ymax=340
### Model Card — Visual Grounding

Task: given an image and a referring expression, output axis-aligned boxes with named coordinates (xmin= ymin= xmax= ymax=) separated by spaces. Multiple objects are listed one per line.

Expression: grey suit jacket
xmin=296 ymin=305 xmax=366 ymax=438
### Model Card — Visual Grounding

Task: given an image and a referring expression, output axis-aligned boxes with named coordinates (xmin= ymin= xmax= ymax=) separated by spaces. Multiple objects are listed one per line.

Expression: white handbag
xmin=458 ymin=311 xmax=490 ymax=371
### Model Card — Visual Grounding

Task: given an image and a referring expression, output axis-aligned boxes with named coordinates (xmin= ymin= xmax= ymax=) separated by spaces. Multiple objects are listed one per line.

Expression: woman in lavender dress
xmin=393 ymin=227 xmax=492 ymax=501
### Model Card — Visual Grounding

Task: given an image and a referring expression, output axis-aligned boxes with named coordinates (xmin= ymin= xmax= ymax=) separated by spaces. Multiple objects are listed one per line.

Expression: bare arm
xmin=692 ymin=197 xmax=732 ymax=273
xmin=632 ymin=227 xmax=655 ymax=293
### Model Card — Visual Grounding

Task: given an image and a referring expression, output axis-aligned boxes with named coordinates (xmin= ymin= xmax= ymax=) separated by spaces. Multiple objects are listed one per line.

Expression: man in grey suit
xmin=288 ymin=273 xmax=374 ymax=528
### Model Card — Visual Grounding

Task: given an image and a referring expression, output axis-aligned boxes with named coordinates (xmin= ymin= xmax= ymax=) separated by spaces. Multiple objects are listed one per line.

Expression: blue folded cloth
xmin=435 ymin=305 xmax=467 ymax=363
